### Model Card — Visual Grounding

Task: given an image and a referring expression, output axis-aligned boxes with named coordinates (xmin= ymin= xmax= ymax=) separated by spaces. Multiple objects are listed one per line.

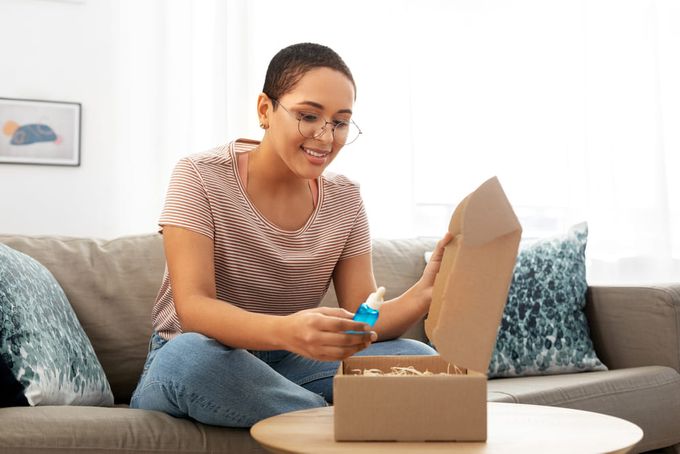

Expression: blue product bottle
xmin=350 ymin=287 xmax=386 ymax=332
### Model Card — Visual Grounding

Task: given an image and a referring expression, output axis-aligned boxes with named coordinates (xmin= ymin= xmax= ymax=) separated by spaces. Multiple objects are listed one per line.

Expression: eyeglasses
xmin=270 ymin=98 xmax=362 ymax=145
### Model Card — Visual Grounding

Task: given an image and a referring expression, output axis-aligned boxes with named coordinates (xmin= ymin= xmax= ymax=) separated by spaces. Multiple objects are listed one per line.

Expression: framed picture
xmin=0 ymin=97 xmax=81 ymax=166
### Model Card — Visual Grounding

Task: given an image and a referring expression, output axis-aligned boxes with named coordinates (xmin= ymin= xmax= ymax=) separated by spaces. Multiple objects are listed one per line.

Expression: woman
xmin=130 ymin=42 xmax=451 ymax=427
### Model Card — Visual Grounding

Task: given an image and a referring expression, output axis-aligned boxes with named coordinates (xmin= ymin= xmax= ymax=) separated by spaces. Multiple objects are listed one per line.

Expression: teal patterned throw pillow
xmin=0 ymin=243 xmax=113 ymax=406
xmin=487 ymin=223 xmax=607 ymax=378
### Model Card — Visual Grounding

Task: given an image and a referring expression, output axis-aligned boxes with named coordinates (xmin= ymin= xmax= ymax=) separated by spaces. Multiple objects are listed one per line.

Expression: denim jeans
xmin=129 ymin=331 xmax=436 ymax=428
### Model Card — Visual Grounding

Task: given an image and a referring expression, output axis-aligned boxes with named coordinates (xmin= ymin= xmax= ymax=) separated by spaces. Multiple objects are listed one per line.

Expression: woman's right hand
xmin=278 ymin=307 xmax=377 ymax=361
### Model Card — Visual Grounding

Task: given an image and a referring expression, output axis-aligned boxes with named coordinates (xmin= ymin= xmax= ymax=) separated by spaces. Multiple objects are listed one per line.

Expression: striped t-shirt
xmin=152 ymin=139 xmax=371 ymax=341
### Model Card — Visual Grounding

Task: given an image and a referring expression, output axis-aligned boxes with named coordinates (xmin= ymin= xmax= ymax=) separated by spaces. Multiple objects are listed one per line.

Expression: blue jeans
xmin=129 ymin=331 xmax=436 ymax=428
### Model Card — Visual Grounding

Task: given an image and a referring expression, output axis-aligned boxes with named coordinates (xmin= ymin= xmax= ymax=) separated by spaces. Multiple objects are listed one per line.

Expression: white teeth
xmin=303 ymin=148 xmax=327 ymax=158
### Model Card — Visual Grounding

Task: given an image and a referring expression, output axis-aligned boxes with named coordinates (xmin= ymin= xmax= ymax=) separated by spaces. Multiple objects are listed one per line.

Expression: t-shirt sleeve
xmin=158 ymin=157 xmax=215 ymax=240
xmin=339 ymin=198 xmax=372 ymax=260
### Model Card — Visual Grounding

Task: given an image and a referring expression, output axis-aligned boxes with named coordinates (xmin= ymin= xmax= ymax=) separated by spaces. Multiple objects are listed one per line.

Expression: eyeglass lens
xmin=297 ymin=117 xmax=360 ymax=145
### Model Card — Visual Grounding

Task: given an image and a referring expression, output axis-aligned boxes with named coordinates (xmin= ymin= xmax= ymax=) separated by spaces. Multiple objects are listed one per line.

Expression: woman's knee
xmin=387 ymin=338 xmax=437 ymax=355
xmin=164 ymin=331 xmax=213 ymax=352
xmin=147 ymin=332 xmax=235 ymax=382
xmin=359 ymin=337 xmax=437 ymax=356
xmin=133 ymin=333 xmax=250 ymax=409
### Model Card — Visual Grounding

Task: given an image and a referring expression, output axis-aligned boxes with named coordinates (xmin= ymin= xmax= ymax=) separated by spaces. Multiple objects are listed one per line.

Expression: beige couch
xmin=0 ymin=233 xmax=679 ymax=453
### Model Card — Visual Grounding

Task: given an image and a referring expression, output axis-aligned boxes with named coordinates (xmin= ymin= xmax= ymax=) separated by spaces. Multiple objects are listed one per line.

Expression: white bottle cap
xmin=366 ymin=286 xmax=386 ymax=310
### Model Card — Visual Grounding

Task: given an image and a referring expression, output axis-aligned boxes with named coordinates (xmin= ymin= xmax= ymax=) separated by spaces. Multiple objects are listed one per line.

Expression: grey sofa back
xmin=0 ymin=234 xmax=437 ymax=404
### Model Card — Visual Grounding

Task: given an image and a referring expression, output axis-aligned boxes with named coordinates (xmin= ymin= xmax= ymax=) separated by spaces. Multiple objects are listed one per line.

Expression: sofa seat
xmin=0 ymin=406 xmax=267 ymax=454
xmin=488 ymin=366 xmax=680 ymax=452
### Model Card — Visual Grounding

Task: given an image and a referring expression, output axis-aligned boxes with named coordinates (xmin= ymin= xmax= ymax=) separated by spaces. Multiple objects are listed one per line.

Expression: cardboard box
xmin=333 ymin=176 xmax=522 ymax=441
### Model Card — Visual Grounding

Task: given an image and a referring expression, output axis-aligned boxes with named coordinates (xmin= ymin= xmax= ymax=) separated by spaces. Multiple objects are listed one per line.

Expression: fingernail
xmin=370 ymin=332 xmax=378 ymax=342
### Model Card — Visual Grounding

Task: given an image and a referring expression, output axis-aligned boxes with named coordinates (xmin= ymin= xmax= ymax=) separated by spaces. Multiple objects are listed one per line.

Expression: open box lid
xmin=424 ymin=177 xmax=522 ymax=373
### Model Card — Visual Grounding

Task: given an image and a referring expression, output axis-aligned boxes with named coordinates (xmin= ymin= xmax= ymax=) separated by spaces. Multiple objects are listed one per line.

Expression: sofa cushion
xmin=0 ymin=234 xmax=166 ymax=404
xmin=0 ymin=243 xmax=113 ymax=406
xmin=0 ymin=405 xmax=268 ymax=454
xmin=488 ymin=223 xmax=607 ymax=377
xmin=487 ymin=366 xmax=680 ymax=452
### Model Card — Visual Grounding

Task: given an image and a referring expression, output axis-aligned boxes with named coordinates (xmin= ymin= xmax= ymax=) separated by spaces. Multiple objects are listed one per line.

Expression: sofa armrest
xmin=585 ymin=284 xmax=680 ymax=373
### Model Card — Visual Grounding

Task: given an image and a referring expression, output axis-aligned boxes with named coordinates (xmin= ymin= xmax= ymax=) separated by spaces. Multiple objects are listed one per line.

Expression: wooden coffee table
xmin=251 ymin=402 xmax=643 ymax=453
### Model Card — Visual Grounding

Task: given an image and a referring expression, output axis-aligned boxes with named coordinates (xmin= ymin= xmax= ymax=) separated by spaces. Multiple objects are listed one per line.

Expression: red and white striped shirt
xmin=152 ymin=139 xmax=371 ymax=340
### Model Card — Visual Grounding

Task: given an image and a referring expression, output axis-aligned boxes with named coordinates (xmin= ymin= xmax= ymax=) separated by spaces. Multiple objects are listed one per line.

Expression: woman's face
xmin=264 ymin=67 xmax=356 ymax=179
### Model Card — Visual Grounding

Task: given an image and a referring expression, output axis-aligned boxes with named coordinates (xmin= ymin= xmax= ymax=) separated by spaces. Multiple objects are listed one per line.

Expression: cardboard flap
xmin=425 ymin=177 xmax=521 ymax=372
xmin=461 ymin=177 xmax=522 ymax=247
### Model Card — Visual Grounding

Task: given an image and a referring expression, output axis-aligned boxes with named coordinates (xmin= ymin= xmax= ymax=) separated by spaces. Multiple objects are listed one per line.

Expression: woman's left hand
xmin=416 ymin=232 xmax=454 ymax=303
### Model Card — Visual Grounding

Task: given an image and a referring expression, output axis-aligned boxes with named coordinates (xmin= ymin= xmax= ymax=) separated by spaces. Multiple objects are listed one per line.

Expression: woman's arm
xmin=333 ymin=233 xmax=453 ymax=341
xmin=163 ymin=225 xmax=374 ymax=360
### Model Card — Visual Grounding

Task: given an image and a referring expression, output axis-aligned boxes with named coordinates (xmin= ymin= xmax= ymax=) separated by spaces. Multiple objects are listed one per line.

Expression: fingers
xmin=313 ymin=341 xmax=373 ymax=361
xmin=315 ymin=306 xmax=355 ymax=319
xmin=431 ymin=232 xmax=454 ymax=261
xmin=296 ymin=331 xmax=375 ymax=361
xmin=437 ymin=232 xmax=453 ymax=249
xmin=291 ymin=308 xmax=378 ymax=361
xmin=335 ymin=318 xmax=372 ymax=333
xmin=310 ymin=309 xmax=372 ymax=334
xmin=317 ymin=331 xmax=375 ymax=347
xmin=441 ymin=231 xmax=454 ymax=244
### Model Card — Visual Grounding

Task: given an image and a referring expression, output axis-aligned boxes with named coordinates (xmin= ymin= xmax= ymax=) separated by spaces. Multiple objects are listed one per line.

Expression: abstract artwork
xmin=0 ymin=98 xmax=81 ymax=166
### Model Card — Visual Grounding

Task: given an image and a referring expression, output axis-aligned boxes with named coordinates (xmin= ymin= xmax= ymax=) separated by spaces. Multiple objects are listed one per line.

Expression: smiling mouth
xmin=301 ymin=146 xmax=331 ymax=158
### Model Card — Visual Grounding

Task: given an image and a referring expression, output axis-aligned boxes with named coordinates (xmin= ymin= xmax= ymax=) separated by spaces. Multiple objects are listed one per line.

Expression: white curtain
xmin=112 ymin=0 xmax=680 ymax=284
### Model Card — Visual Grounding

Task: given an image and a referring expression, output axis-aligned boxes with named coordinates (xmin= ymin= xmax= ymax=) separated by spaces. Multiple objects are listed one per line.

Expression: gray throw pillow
xmin=0 ymin=243 xmax=113 ymax=405
xmin=487 ymin=223 xmax=607 ymax=377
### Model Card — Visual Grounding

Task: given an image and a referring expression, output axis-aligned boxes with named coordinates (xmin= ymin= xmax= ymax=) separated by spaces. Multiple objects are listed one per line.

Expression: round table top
xmin=251 ymin=402 xmax=643 ymax=454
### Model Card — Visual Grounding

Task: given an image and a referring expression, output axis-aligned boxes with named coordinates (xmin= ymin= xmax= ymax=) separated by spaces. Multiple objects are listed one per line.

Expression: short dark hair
xmin=262 ymin=43 xmax=356 ymax=108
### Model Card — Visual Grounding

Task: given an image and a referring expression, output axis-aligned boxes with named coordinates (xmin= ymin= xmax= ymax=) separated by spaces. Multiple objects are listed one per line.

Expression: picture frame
xmin=0 ymin=97 xmax=81 ymax=167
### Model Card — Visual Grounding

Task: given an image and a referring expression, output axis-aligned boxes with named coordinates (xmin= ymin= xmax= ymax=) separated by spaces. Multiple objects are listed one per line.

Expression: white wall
xmin=2 ymin=0 xmax=679 ymax=282
xmin=0 ymin=0 xmax=161 ymax=238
